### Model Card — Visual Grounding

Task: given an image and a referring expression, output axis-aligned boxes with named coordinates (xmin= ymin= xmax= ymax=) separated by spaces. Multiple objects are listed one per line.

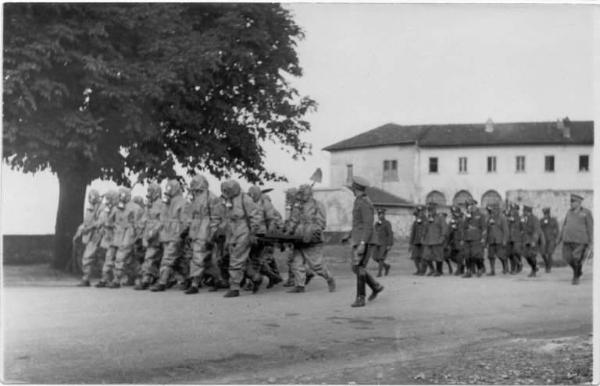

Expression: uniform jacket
xmin=506 ymin=208 xmax=523 ymax=243
xmin=223 ymin=193 xmax=262 ymax=246
xmin=184 ymin=190 xmax=221 ymax=242
xmin=540 ymin=216 xmax=559 ymax=244
xmin=409 ymin=214 xmax=426 ymax=246
xmin=290 ymin=197 xmax=327 ymax=243
xmin=486 ymin=212 xmax=509 ymax=245
xmin=462 ymin=209 xmax=487 ymax=242
xmin=351 ymin=193 xmax=374 ymax=246
xmin=112 ymin=201 xmax=144 ymax=248
xmin=140 ymin=199 xmax=165 ymax=247
xmin=256 ymin=194 xmax=283 ymax=234
xmin=446 ymin=216 xmax=464 ymax=249
xmin=159 ymin=193 xmax=188 ymax=242
xmin=560 ymin=207 xmax=593 ymax=244
xmin=100 ymin=205 xmax=117 ymax=249
xmin=521 ymin=214 xmax=545 ymax=249
xmin=372 ymin=219 xmax=394 ymax=246
xmin=421 ymin=213 xmax=448 ymax=246
xmin=79 ymin=203 xmax=102 ymax=244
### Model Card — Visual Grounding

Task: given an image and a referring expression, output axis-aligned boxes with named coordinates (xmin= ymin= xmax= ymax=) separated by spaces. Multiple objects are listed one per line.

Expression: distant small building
xmin=321 ymin=118 xmax=594 ymax=238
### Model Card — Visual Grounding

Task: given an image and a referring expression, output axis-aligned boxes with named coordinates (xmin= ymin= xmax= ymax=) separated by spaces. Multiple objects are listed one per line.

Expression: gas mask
xmin=489 ymin=217 xmax=496 ymax=225
xmin=88 ymin=190 xmax=100 ymax=206
xmin=118 ymin=194 xmax=127 ymax=209
xmin=162 ymin=185 xmax=172 ymax=203
xmin=221 ymin=195 xmax=233 ymax=209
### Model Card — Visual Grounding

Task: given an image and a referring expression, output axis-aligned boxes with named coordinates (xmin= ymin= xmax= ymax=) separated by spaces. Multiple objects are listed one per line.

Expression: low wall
xmin=506 ymin=189 xmax=593 ymax=223
xmin=3 ymin=234 xmax=54 ymax=265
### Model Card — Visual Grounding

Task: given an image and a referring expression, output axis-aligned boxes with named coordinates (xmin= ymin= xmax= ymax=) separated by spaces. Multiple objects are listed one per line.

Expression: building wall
xmin=328 ymin=145 xmax=417 ymax=201
xmin=313 ymin=187 xmax=414 ymax=240
xmin=505 ymin=189 xmax=593 ymax=226
xmin=416 ymin=145 xmax=593 ymax=205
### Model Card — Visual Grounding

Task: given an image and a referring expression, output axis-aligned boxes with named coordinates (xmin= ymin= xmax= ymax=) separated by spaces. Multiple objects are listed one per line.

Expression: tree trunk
xmin=52 ymin=171 xmax=89 ymax=271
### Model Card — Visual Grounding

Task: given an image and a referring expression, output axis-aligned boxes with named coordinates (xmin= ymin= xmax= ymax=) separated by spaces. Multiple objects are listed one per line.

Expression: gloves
xmin=356 ymin=242 xmax=366 ymax=256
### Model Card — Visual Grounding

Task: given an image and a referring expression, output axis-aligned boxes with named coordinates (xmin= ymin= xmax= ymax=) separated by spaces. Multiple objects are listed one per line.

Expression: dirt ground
xmin=2 ymin=244 xmax=593 ymax=384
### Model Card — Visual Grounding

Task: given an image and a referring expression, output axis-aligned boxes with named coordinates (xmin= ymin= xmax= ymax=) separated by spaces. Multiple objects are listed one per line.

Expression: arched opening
xmin=426 ymin=190 xmax=447 ymax=206
xmin=481 ymin=190 xmax=503 ymax=209
xmin=452 ymin=190 xmax=473 ymax=207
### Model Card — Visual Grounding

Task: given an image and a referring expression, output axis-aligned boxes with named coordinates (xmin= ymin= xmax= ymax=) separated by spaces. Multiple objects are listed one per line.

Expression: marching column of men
xmin=408 ymin=193 xmax=593 ymax=285
xmin=74 ymin=176 xmax=336 ymax=297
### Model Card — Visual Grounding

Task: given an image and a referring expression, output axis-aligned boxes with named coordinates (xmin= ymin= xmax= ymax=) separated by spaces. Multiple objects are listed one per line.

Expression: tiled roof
xmin=323 ymin=120 xmax=594 ymax=151
xmin=365 ymin=186 xmax=413 ymax=207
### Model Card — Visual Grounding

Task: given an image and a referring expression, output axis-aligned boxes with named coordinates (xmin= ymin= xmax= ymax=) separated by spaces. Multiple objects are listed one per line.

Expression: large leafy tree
xmin=3 ymin=3 xmax=315 ymax=270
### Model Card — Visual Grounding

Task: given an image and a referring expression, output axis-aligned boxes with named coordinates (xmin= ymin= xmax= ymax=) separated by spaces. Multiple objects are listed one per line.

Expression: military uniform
xmin=287 ymin=184 xmax=335 ymax=293
xmin=462 ymin=200 xmax=487 ymax=278
xmin=421 ymin=203 xmax=448 ymax=276
xmin=75 ymin=190 xmax=103 ymax=286
xmin=521 ymin=205 xmax=544 ymax=277
xmin=107 ymin=187 xmax=144 ymax=287
xmin=540 ymin=208 xmax=559 ymax=273
xmin=445 ymin=206 xmax=465 ymax=276
xmin=371 ymin=209 xmax=394 ymax=277
xmin=559 ymin=194 xmax=593 ymax=285
xmin=135 ymin=183 xmax=165 ymax=290
xmin=485 ymin=205 xmax=509 ymax=275
xmin=408 ymin=206 xmax=426 ymax=275
xmin=506 ymin=204 xmax=523 ymax=274
xmin=348 ymin=177 xmax=383 ymax=308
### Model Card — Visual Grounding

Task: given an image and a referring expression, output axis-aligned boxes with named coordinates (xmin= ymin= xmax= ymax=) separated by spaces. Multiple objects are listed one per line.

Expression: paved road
xmin=2 ymin=256 xmax=593 ymax=384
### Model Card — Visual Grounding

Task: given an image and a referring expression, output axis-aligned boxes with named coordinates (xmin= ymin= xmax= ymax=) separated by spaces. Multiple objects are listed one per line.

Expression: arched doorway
xmin=452 ymin=190 xmax=473 ymax=207
xmin=481 ymin=190 xmax=503 ymax=208
xmin=426 ymin=190 xmax=447 ymax=206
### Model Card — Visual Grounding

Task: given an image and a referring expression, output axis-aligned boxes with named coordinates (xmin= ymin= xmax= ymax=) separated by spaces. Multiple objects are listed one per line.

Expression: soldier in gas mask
xmin=134 ymin=183 xmax=165 ymax=290
xmin=74 ymin=189 xmax=103 ymax=286
xmin=521 ymin=205 xmax=544 ymax=277
xmin=461 ymin=199 xmax=487 ymax=278
xmin=408 ymin=205 xmax=426 ymax=275
xmin=421 ymin=202 xmax=448 ymax=276
xmin=540 ymin=207 xmax=559 ymax=273
xmin=96 ymin=190 xmax=119 ymax=287
xmin=506 ymin=203 xmax=524 ymax=274
xmin=150 ymin=179 xmax=188 ymax=292
xmin=445 ymin=206 xmax=465 ymax=276
xmin=485 ymin=203 xmax=509 ymax=275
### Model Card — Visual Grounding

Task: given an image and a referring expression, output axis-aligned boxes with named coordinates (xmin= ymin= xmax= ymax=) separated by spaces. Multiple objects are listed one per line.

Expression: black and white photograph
xmin=1 ymin=2 xmax=597 ymax=384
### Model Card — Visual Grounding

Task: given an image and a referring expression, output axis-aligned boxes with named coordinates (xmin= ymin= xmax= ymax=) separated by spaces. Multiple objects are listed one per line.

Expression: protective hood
xmin=190 ymin=175 xmax=209 ymax=192
xmin=164 ymin=179 xmax=182 ymax=197
xmin=298 ymin=184 xmax=312 ymax=202
xmin=248 ymin=185 xmax=262 ymax=202
xmin=88 ymin=189 xmax=100 ymax=205
xmin=146 ymin=182 xmax=162 ymax=202
xmin=221 ymin=180 xmax=241 ymax=199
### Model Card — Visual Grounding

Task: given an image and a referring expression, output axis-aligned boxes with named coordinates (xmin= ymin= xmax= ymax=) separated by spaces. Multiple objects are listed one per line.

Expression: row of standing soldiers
xmin=409 ymin=199 xmax=563 ymax=278
xmin=73 ymin=176 xmax=336 ymax=297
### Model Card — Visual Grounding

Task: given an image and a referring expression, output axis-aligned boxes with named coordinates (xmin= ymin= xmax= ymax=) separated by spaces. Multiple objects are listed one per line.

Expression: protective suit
xmin=220 ymin=180 xmax=261 ymax=297
xmin=97 ymin=190 xmax=119 ymax=287
xmin=135 ymin=182 xmax=166 ymax=289
xmin=76 ymin=189 xmax=103 ymax=285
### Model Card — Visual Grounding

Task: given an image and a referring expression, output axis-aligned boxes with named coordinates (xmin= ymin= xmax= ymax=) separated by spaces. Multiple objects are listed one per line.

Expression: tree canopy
xmin=3 ymin=3 xmax=316 ymax=184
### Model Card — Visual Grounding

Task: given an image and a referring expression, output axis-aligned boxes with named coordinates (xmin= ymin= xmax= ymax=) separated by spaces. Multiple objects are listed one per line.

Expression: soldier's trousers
xmin=81 ymin=241 xmax=102 ymax=281
xmin=507 ymin=241 xmax=523 ymax=272
xmin=140 ymin=244 xmax=163 ymax=283
xmin=101 ymin=246 xmax=117 ymax=282
xmin=189 ymin=239 xmax=212 ymax=279
xmin=228 ymin=239 xmax=252 ymax=291
xmin=541 ymin=240 xmax=556 ymax=270
xmin=410 ymin=244 xmax=424 ymax=272
xmin=351 ymin=244 xmax=380 ymax=297
xmin=157 ymin=241 xmax=182 ymax=285
xmin=464 ymin=241 xmax=484 ymax=272
xmin=562 ymin=242 xmax=587 ymax=277
xmin=488 ymin=243 xmax=507 ymax=272
xmin=113 ymin=244 xmax=135 ymax=284
xmin=291 ymin=244 xmax=332 ymax=288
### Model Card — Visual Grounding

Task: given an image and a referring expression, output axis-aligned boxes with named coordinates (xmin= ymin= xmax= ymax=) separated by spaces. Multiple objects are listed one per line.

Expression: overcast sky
xmin=2 ymin=3 xmax=596 ymax=234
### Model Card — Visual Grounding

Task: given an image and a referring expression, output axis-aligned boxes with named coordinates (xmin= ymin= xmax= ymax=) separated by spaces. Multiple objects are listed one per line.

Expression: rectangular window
xmin=382 ymin=159 xmax=398 ymax=181
xmin=458 ymin=157 xmax=467 ymax=173
xmin=544 ymin=155 xmax=555 ymax=172
xmin=487 ymin=156 xmax=497 ymax=172
xmin=429 ymin=157 xmax=438 ymax=173
xmin=516 ymin=156 xmax=525 ymax=172
xmin=346 ymin=164 xmax=353 ymax=184
xmin=579 ymin=155 xmax=589 ymax=172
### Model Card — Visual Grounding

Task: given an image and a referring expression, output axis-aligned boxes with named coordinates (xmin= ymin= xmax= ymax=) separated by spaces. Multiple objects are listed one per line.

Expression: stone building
xmin=322 ymin=118 xmax=594 ymax=238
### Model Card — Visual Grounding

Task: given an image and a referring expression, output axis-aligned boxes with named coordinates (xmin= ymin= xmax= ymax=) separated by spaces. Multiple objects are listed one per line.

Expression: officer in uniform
xmin=506 ymin=202 xmax=524 ymax=274
xmin=408 ymin=205 xmax=426 ymax=275
xmin=96 ymin=190 xmax=119 ymax=287
xmin=558 ymin=194 xmax=593 ymax=285
xmin=540 ymin=207 xmax=560 ymax=273
xmin=135 ymin=182 xmax=165 ymax=290
xmin=521 ymin=205 xmax=544 ymax=277
xmin=485 ymin=203 xmax=509 ymax=275
xmin=346 ymin=176 xmax=383 ymax=308
xmin=287 ymin=184 xmax=335 ymax=294
xmin=74 ymin=189 xmax=103 ymax=286
xmin=371 ymin=208 xmax=394 ymax=277
xmin=421 ymin=202 xmax=448 ymax=276
xmin=183 ymin=175 xmax=222 ymax=294
xmin=462 ymin=199 xmax=486 ymax=278
xmin=445 ymin=205 xmax=465 ymax=276
xmin=150 ymin=179 xmax=188 ymax=292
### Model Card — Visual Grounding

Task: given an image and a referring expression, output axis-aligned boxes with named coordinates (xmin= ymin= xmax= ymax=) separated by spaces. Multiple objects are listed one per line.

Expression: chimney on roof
xmin=485 ymin=118 xmax=494 ymax=133
xmin=557 ymin=116 xmax=571 ymax=138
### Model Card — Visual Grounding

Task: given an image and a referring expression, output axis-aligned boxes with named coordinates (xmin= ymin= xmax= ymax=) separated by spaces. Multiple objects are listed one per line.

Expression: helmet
xmin=146 ymin=182 xmax=162 ymax=202
xmin=88 ymin=189 xmax=100 ymax=205
xmin=132 ymin=195 xmax=144 ymax=208
xmin=285 ymin=187 xmax=298 ymax=203
xmin=221 ymin=180 xmax=241 ymax=199
xmin=189 ymin=175 xmax=209 ymax=192
xmin=118 ymin=187 xmax=132 ymax=203
xmin=298 ymin=184 xmax=313 ymax=202
xmin=105 ymin=190 xmax=119 ymax=207
xmin=164 ymin=179 xmax=181 ymax=197
xmin=248 ymin=185 xmax=262 ymax=202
